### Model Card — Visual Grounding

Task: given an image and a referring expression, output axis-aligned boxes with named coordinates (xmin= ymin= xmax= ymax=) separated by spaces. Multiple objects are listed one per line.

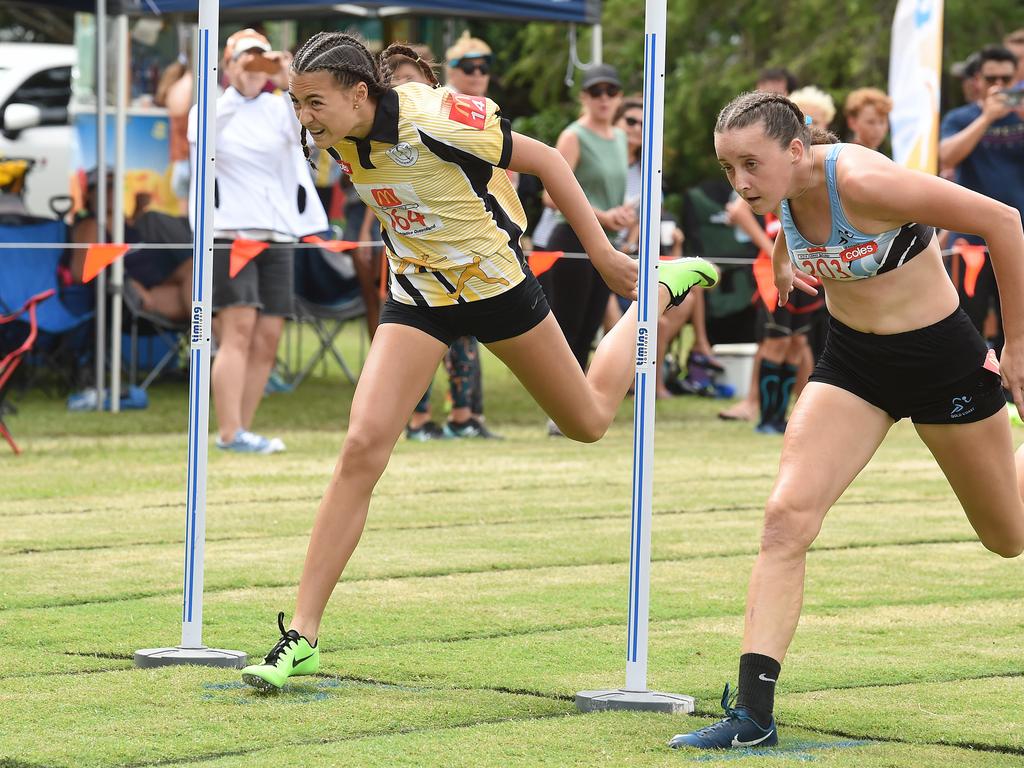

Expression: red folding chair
xmin=0 ymin=289 xmax=54 ymax=455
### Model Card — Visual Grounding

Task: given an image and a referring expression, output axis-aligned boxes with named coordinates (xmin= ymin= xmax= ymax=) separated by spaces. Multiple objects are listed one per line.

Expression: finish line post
xmin=135 ymin=0 xmax=246 ymax=670
xmin=576 ymin=0 xmax=695 ymax=715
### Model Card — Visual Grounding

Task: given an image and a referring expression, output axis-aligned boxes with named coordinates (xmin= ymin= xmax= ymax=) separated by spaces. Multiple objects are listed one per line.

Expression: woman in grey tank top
xmin=537 ymin=64 xmax=633 ymax=377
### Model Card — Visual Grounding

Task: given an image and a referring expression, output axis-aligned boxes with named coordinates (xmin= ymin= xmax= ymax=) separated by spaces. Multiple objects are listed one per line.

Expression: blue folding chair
xmin=0 ymin=216 xmax=95 ymax=391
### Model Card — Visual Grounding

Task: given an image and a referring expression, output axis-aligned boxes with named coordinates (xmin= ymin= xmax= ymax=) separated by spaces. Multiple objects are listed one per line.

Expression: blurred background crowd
xmin=0 ymin=1 xmax=1021 ymax=452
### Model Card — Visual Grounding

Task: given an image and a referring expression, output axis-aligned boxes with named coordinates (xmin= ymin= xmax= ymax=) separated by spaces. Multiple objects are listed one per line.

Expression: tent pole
xmin=94 ymin=0 xmax=107 ymax=411
xmin=110 ymin=13 xmax=128 ymax=412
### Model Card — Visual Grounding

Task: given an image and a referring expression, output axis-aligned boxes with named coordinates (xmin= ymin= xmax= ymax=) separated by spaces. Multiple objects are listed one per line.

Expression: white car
xmin=0 ymin=43 xmax=75 ymax=218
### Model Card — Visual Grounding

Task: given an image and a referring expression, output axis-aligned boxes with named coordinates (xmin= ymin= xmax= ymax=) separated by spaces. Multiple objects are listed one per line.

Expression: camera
xmin=999 ymin=88 xmax=1024 ymax=107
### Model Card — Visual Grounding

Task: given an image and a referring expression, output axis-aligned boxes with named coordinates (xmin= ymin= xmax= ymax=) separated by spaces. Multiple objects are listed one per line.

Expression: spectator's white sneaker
xmin=216 ymin=429 xmax=283 ymax=455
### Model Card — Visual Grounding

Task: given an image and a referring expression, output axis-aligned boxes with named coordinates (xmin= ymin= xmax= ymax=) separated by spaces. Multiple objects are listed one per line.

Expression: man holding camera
xmin=939 ymin=44 xmax=1024 ymax=346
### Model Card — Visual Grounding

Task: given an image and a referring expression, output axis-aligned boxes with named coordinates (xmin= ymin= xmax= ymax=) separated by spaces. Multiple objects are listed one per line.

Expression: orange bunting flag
xmin=82 ymin=244 xmax=131 ymax=284
xmin=229 ymin=239 xmax=269 ymax=278
xmin=301 ymin=234 xmax=359 ymax=253
xmin=528 ymin=250 xmax=563 ymax=278
xmin=952 ymin=241 xmax=987 ymax=299
xmin=752 ymin=252 xmax=778 ymax=312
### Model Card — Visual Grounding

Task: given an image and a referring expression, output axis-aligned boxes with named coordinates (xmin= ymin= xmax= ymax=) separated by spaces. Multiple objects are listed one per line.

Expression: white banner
xmin=888 ymin=0 xmax=944 ymax=173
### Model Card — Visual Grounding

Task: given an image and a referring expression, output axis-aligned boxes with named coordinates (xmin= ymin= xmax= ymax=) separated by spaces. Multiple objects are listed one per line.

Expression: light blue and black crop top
xmin=779 ymin=143 xmax=934 ymax=282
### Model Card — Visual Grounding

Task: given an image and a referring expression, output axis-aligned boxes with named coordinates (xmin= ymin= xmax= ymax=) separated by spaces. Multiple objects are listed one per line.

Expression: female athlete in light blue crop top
xmin=778 ymin=143 xmax=934 ymax=282
xmin=669 ymin=89 xmax=1024 ymax=753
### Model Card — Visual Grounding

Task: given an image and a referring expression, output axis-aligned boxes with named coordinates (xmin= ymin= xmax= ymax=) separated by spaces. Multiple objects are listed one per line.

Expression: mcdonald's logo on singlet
xmin=371 ymin=187 xmax=404 ymax=208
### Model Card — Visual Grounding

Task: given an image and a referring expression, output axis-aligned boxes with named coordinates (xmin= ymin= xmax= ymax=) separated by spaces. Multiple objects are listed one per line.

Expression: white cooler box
xmin=711 ymin=343 xmax=758 ymax=399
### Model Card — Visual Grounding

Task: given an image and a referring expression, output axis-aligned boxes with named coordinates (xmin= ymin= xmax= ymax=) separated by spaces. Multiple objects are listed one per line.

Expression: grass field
xmin=2 ymin=328 xmax=1024 ymax=768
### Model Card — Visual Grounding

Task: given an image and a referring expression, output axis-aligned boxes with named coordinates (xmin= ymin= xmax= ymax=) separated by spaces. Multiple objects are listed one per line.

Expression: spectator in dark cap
xmin=539 ymin=63 xmax=632 ymax=434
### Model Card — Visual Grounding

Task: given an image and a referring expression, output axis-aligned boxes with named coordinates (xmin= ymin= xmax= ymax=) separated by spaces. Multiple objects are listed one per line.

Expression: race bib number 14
xmin=355 ymin=182 xmax=443 ymax=238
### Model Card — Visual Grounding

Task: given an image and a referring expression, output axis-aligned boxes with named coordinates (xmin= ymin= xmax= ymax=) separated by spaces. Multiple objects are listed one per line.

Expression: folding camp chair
xmin=0 ymin=215 xmax=94 ymax=392
xmin=0 ymin=289 xmax=54 ymax=454
xmin=278 ymin=246 xmax=365 ymax=388
xmin=120 ymin=211 xmax=192 ymax=391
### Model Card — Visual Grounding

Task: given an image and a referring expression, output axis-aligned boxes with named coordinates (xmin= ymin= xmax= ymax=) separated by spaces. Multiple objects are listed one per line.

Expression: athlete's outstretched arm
xmin=772 ymin=224 xmax=819 ymax=307
xmin=843 ymin=151 xmax=1024 ymax=411
xmin=508 ymin=131 xmax=638 ymax=299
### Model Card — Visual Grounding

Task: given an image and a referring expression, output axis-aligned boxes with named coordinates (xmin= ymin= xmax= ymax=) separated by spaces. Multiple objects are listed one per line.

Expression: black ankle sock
xmin=776 ymin=363 xmax=797 ymax=423
xmin=757 ymin=361 xmax=783 ymax=426
xmin=736 ymin=652 xmax=781 ymax=728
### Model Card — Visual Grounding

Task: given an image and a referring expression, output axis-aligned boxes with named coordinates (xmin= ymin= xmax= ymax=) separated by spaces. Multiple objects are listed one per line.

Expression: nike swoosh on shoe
xmin=731 ymin=731 xmax=774 ymax=748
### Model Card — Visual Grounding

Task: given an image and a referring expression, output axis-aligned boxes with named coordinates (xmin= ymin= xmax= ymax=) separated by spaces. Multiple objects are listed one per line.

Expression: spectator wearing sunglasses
xmin=445 ymin=32 xmax=492 ymax=96
xmin=540 ymin=63 xmax=633 ymax=391
xmin=940 ymin=45 xmax=1024 ymax=348
xmin=403 ymin=31 xmax=502 ymax=439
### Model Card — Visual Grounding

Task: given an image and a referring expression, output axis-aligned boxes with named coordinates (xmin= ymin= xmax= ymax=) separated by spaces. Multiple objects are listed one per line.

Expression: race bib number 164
xmin=355 ymin=182 xmax=443 ymax=238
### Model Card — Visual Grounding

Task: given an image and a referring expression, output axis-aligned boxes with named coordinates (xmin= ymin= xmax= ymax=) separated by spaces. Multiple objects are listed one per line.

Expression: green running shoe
xmin=241 ymin=612 xmax=319 ymax=691
xmin=658 ymin=257 xmax=719 ymax=307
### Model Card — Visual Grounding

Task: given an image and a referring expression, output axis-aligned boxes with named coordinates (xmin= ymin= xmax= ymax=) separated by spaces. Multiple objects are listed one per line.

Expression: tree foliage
xmin=472 ymin=0 xmax=1024 ymax=208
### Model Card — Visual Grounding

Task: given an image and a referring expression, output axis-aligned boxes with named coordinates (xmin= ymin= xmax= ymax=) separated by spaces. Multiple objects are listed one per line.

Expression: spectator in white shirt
xmin=188 ymin=28 xmax=327 ymax=454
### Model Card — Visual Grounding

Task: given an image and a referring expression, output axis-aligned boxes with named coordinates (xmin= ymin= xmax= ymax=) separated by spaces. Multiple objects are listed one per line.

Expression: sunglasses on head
xmin=586 ymin=83 xmax=621 ymax=98
xmin=981 ymin=73 xmax=1014 ymax=85
xmin=456 ymin=59 xmax=490 ymax=76
xmin=623 ymin=115 xmax=642 ymax=127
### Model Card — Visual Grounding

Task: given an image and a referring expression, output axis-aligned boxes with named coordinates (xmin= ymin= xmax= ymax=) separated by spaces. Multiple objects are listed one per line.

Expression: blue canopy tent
xmin=30 ymin=0 xmax=599 ymax=23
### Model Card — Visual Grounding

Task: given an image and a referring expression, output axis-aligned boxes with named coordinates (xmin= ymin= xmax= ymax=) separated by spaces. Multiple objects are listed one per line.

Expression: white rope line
xmin=0 ymin=241 xmax=972 ymax=264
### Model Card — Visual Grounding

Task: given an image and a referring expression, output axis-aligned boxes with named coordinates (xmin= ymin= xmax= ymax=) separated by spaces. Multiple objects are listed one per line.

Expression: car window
xmin=5 ymin=66 xmax=72 ymax=110
xmin=1 ymin=66 xmax=71 ymax=130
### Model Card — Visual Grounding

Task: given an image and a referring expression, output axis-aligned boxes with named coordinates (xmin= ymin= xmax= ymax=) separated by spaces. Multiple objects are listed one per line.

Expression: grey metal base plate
xmin=576 ymin=689 xmax=695 ymax=714
xmin=134 ymin=646 xmax=248 ymax=669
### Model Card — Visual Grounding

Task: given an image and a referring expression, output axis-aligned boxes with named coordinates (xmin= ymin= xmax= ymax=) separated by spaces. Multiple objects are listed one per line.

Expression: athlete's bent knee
xmin=561 ymin=416 xmax=607 ymax=443
xmin=338 ymin=427 xmax=391 ymax=482
xmin=983 ymin=534 xmax=1024 ymax=559
xmin=761 ymin=496 xmax=821 ymax=555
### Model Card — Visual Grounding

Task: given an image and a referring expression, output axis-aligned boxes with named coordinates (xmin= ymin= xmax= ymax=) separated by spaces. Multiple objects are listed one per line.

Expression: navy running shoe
xmin=667 ymin=684 xmax=777 ymax=750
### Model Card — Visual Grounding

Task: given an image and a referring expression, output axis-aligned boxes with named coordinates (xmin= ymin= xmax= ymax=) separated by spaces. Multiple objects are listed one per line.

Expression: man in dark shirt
xmin=939 ymin=45 xmax=1024 ymax=343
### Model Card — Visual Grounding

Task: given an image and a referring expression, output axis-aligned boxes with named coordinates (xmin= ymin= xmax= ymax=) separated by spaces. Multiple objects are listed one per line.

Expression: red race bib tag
xmin=448 ymin=94 xmax=487 ymax=130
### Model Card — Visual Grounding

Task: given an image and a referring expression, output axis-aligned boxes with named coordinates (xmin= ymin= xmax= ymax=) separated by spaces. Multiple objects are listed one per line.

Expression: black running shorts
xmin=379 ymin=270 xmax=551 ymax=346
xmin=809 ymin=308 xmax=1004 ymax=424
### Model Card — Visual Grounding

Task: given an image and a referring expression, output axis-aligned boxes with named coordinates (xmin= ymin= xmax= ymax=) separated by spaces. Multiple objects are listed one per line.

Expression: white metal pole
xmin=591 ymin=23 xmax=602 ymax=65
xmin=110 ymin=13 xmax=128 ymax=413
xmin=624 ymin=0 xmax=667 ymax=695
xmin=134 ymin=0 xmax=245 ymax=670
xmin=180 ymin=0 xmax=218 ymax=650
xmin=576 ymin=0 xmax=693 ymax=715
xmin=95 ymin=0 xmax=107 ymax=411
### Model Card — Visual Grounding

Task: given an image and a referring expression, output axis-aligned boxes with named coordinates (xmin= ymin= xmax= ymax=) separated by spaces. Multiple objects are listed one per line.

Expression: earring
xmin=354 ymin=103 xmax=361 ymax=110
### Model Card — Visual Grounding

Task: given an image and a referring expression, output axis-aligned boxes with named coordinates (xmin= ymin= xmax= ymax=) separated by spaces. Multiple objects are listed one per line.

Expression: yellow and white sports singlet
xmin=331 ymin=82 xmax=528 ymax=307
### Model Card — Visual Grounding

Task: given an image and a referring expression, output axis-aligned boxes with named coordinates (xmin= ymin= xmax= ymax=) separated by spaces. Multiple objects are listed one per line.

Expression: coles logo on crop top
xmin=448 ymin=94 xmax=487 ymax=130
xmin=839 ymin=241 xmax=878 ymax=262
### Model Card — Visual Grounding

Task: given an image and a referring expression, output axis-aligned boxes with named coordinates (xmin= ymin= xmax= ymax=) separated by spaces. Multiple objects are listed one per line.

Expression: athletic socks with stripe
xmin=758 ymin=361 xmax=797 ymax=427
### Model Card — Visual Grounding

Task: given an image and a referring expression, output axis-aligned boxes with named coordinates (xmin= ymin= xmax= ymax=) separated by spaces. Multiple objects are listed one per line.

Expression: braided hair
xmin=291 ymin=32 xmax=391 ymax=168
xmin=714 ymin=91 xmax=838 ymax=147
xmin=381 ymin=43 xmax=439 ymax=87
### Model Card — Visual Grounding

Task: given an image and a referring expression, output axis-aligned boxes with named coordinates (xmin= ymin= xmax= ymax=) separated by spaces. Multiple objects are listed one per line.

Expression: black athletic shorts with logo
xmin=379 ymin=269 xmax=550 ymax=346
xmin=808 ymin=307 xmax=1004 ymax=424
